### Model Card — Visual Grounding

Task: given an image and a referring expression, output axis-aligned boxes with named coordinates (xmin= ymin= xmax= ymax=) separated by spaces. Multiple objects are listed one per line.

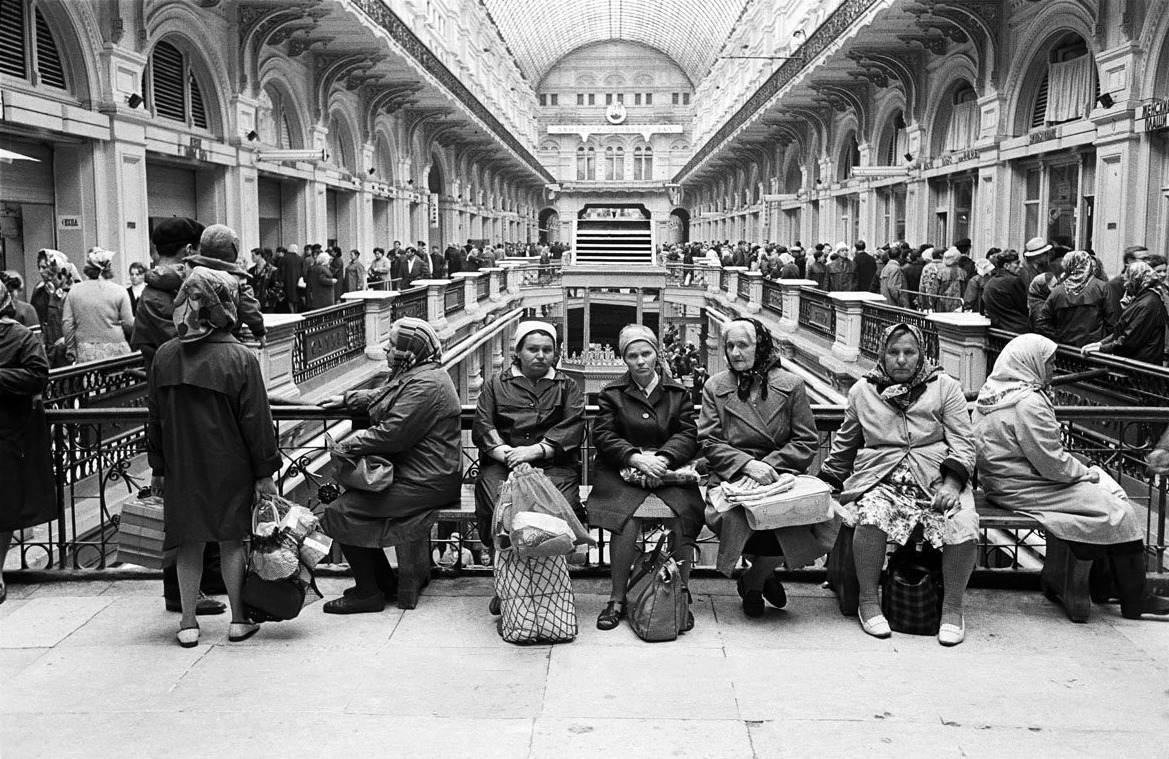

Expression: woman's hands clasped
xmin=629 ymin=452 xmax=670 ymax=488
xmin=492 ymin=444 xmax=546 ymax=468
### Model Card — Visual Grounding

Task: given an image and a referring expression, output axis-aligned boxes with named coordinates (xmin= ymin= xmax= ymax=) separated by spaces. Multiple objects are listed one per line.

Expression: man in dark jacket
xmin=981 ymin=251 xmax=1031 ymax=333
xmin=853 ymin=240 xmax=877 ymax=292
xmin=282 ymin=243 xmax=304 ymax=312
xmin=399 ymin=248 xmax=426 ymax=289
xmin=902 ymin=247 xmax=926 ymax=307
xmin=954 ymin=237 xmax=976 ymax=281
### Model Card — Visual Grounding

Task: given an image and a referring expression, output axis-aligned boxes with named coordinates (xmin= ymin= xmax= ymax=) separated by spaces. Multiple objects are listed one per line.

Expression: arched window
xmin=882 ymin=112 xmax=909 ymax=165
xmin=944 ymin=86 xmax=979 ymax=152
xmin=327 ymin=114 xmax=354 ymax=173
xmin=0 ymin=0 xmax=68 ymax=90
xmin=143 ymin=40 xmax=208 ymax=130
xmin=633 ymin=145 xmax=653 ymax=180
xmin=604 ymin=145 xmax=624 ymax=181
xmin=1031 ymin=36 xmax=1095 ymax=130
xmin=576 ymin=145 xmax=595 ymax=180
xmin=838 ymin=134 xmax=860 ymax=181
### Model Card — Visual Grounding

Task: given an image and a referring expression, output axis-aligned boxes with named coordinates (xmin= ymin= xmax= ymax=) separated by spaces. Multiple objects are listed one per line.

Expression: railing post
xmin=741 ymin=271 xmax=763 ymax=314
xmin=341 ymin=290 xmax=399 ymax=361
xmin=724 ymin=266 xmax=747 ymax=303
xmin=413 ymin=279 xmax=452 ymax=332
xmin=449 ymin=272 xmax=481 ymax=315
xmin=778 ymin=279 xmax=818 ymax=334
xmin=928 ymin=312 xmax=992 ymax=395
xmin=257 ymin=313 xmax=303 ymax=398
xmin=828 ymin=292 xmax=886 ymax=363
xmin=483 ymin=267 xmax=503 ymax=301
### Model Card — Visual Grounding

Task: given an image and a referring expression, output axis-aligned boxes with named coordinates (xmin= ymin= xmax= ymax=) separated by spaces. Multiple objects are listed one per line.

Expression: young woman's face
xmin=884 ymin=332 xmax=920 ymax=383
xmin=518 ymin=333 xmax=556 ymax=378
xmin=623 ymin=342 xmax=658 ymax=382
xmin=129 ymin=268 xmax=145 ymax=286
xmin=724 ymin=324 xmax=756 ymax=372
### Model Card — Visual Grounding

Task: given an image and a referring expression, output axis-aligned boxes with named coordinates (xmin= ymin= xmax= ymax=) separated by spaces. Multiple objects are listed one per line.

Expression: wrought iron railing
xmin=291 ymin=302 xmax=366 ymax=384
xmin=476 ymin=275 xmax=490 ymax=301
xmin=798 ymin=287 xmax=837 ymax=340
xmin=517 ymin=263 xmax=563 ymax=288
xmin=860 ymin=301 xmax=939 ymax=362
xmin=719 ymin=269 xmax=730 ymax=292
xmin=391 ymin=285 xmax=427 ymax=321
xmin=737 ymin=273 xmax=752 ymax=300
xmin=761 ymin=279 xmax=783 ymax=316
xmin=665 ymin=264 xmax=715 ymax=289
xmin=444 ymin=281 xmax=465 ymax=315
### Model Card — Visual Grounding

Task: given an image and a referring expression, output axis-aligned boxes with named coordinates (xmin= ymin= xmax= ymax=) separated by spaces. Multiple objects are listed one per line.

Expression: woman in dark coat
xmin=320 ymin=317 xmax=462 ymax=614
xmin=698 ymin=318 xmax=836 ymax=618
xmin=0 ymin=282 xmax=55 ymax=603
xmin=590 ymin=324 xmax=704 ymax=631
xmin=147 ymin=268 xmax=281 ymax=646
xmin=1082 ymin=261 xmax=1167 ymax=365
xmin=309 ymin=251 xmax=338 ymax=309
xmin=473 ymin=321 xmax=586 ymax=612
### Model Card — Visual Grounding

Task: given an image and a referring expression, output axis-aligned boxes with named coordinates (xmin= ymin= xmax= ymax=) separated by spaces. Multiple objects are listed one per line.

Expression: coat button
xmin=642 ymin=412 xmax=650 ymax=419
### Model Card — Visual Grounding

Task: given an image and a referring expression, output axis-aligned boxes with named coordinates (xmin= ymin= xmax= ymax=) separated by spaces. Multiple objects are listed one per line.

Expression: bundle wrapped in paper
xmin=710 ymin=473 xmax=833 ymax=530
xmin=619 ymin=464 xmax=701 ymax=489
xmin=510 ymin=511 xmax=576 ymax=557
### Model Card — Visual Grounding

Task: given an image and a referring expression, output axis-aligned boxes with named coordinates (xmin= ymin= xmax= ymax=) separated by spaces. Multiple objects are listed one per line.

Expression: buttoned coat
xmin=698 ymin=367 xmax=836 ymax=575
xmin=0 ymin=319 xmax=55 ymax=532
xmin=588 ymin=371 xmax=704 ymax=537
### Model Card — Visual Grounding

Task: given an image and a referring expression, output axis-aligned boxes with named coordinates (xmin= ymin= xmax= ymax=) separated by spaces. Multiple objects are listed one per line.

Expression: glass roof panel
xmin=481 ymin=0 xmax=753 ymax=85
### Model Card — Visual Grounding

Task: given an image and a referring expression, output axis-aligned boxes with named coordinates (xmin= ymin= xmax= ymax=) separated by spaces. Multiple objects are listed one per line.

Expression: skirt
xmin=76 ymin=340 xmax=131 ymax=364
xmin=853 ymin=461 xmax=979 ymax=549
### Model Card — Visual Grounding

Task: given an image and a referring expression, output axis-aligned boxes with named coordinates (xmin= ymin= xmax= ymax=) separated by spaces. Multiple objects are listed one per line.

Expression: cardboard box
xmin=116 ymin=497 xmax=169 ymax=569
xmin=742 ymin=475 xmax=834 ymax=530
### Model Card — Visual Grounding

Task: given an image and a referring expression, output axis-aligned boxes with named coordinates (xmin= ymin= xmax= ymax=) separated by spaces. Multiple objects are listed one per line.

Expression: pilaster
xmin=928 ymin=312 xmax=992 ymax=395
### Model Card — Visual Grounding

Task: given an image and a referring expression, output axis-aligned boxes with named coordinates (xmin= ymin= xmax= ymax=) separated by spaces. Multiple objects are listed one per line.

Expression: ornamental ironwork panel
xmin=444 ymin=282 xmax=465 ymax=315
xmin=292 ymin=302 xmax=367 ymax=384
xmin=719 ymin=269 xmax=730 ymax=292
xmin=392 ymin=286 xmax=428 ymax=321
xmin=859 ymin=301 xmax=938 ymax=361
xmin=476 ymin=275 xmax=490 ymax=301
xmin=762 ymin=279 xmax=783 ymax=315
xmin=798 ymin=288 xmax=837 ymax=340
xmin=737 ymin=274 xmax=751 ymax=300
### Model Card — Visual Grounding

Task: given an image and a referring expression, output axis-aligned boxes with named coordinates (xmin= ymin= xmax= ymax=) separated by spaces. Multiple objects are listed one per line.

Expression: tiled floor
xmin=2 ymin=576 xmax=1167 ymax=758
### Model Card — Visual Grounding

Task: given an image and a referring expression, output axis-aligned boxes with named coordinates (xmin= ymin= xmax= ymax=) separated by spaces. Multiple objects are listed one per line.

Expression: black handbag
xmin=626 ymin=532 xmax=692 ymax=642
xmin=880 ymin=537 xmax=944 ymax=635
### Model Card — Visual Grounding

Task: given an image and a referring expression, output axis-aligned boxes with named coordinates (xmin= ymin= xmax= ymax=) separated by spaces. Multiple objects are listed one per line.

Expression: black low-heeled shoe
xmin=596 ymin=601 xmax=625 ymax=630
xmin=762 ymin=573 xmax=787 ymax=609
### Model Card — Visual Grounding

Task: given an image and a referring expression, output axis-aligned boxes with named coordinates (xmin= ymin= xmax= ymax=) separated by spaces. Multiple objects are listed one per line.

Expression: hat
xmin=1024 ymin=237 xmax=1052 ymax=257
xmin=953 ymin=237 xmax=972 ymax=251
xmin=287 ymin=244 xmax=300 ymax=255
xmin=151 ymin=217 xmax=204 ymax=248
xmin=198 ymin=224 xmax=241 ymax=264
xmin=995 ymin=250 xmax=1019 ymax=266
xmin=513 ymin=320 xmax=557 ymax=351
xmin=618 ymin=324 xmax=658 ymax=356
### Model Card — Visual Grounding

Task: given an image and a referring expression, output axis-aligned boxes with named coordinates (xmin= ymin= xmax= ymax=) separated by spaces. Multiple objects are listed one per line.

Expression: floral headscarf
xmin=0 ymin=273 xmax=13 ymax=319
xmin=1124 ymin=260 xmax=1163 ymax=298
xmin=41 ymin=250 xmax=79 ymax=298
xmin=1058 ymin=250 xmax=1094 ymax=296
xmin=865 ymin=323 xmax=942 ymax=410
xmin=975 ymin=333 xmax=1057 ymax=412
xmin=386 ymin=316 xmax=442 ymax=382
xmin=725 ymin=317 xmax=781 ymax=402
xmin=84 ymin=247 xmax=115 ymax=279
xmin=172 ymin=266 xmax=240 ymax=343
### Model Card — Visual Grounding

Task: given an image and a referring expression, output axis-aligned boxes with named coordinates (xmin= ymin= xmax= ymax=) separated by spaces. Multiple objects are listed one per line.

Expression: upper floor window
xmin=143 ymin=40 xmax=208 ymax=130
xmin=577 ymin=93 xmax=584 ymax=106
xmin=576 ymin=146 xmax=595 ymax=180
xmin=633 ymin=146 xmax=653 ymax=180
xmin=0 ymin=0 xmax=68 ymax=90
xmin=945 ymin=86 xmax=980 ymax=152
xmin=549 ymin=93 xmax=558 ymax=106
xmin=604 ymin=146 xmax=624 ymax=181
xmin=1031 ymin=38 xmax=1095 ymax=130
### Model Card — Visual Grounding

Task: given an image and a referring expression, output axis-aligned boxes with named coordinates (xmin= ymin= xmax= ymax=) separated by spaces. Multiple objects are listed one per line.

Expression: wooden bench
xmin=825 ymin=495 xmax=1095 ymax=623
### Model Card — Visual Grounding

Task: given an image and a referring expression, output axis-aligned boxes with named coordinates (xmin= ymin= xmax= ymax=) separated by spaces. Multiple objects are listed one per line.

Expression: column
xmin=414 ymin=279 xmax=453 ymax=334
xmin=582 ymin=288 xmax=591 ymax=350
xmin=741 ymin=271 xmax=763 ymax=314
xmin=256 ymin=314 xmax=303 ymax=399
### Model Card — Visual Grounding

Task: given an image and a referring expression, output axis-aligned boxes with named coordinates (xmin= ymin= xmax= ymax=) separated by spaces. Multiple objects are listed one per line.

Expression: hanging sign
xmin=429 ymin=198 xmax=439 ymax=227
xmin=1140 ymin=97 xmax=1169 ymax=132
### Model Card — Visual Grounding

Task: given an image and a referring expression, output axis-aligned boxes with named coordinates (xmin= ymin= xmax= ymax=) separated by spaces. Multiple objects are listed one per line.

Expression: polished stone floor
xmin=2 ymin=575 xmax=1167 ymax=758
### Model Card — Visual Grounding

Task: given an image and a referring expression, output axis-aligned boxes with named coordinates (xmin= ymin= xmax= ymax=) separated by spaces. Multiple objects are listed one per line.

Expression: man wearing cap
xmin=981 ymin=251 xmax=1030 ymax=333
xmin=131 ymin=217 xmax=228 ymax=617
xmin=953 ymin=237 xmax=976 ymax=281
xmin=184 ymin=224 xmax=266 ymax=343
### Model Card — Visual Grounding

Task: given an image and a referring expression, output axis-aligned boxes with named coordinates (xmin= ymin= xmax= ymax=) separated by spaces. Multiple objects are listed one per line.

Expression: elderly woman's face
xmin=725 ymin=324 xmax=756 ymax=372
xmin=517 ymin=333 xmax=556 ymax=378
xmin=623 ymin=342 xmax=658 ymax=381
xmin=884 ymin=331 xmax=920 ymax=382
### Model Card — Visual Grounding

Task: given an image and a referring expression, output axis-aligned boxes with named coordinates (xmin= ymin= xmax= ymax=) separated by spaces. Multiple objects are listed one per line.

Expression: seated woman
xmin=972 ymin=333 xmax=1169 ymax=620
xmin=819 ymin=324 xmax=978 ymax=645
xmin=589 ymin=324 xmax=704 ymax=631
xmin=698 ymin=318 xmax=834 ymax=618
xmin=320 ymin=317 xmax=462 ymax=614
xmin=473 ymin=321 xmax=586 ymax=612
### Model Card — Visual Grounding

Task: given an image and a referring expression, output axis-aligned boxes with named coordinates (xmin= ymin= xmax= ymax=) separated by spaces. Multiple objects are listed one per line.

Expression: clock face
xmin=606 ymin=103 xmax=627 ymax=124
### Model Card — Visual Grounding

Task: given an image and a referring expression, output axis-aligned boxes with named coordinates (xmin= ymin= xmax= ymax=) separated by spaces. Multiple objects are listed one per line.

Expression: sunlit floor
xmin=2 ymin=575 xmax=1167 ymax=758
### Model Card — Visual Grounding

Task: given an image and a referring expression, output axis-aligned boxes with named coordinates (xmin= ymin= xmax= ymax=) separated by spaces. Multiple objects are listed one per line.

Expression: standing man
xmin=399 ymin=247 xmax=425 ymax=289
xmin=282 ymin=244 xmax=303 ymax=313
xmin=428 ymin=245 xmax=445 ymax=278
xmin=954 ymin=237 xmax=976 ymax=281
xmin=853 ymin=240 xmax=877 ymax=293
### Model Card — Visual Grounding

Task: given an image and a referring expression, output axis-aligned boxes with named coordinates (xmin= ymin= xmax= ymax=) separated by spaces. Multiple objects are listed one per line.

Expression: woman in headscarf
xmin=589 ymin=324 xmax=704 ymax=631
xmin=473 ymin=321 xmax=586 ymax=613
xmin=963 ymin=256 xmax=996 ymax=314
xmin=61 ymin=247 xmax=133 ymax=364
xmin=932 ymin=247 xmax=968 ymax=313
xmin=972 ymin=334 xmax=1169 ymax=620
xmin=1034 ymin=250 xmax=1114 ymax=348
xmin=819 ymin=324 xmax=978 ymax=644
xmin=0 ymin=281 xmax=55 ymax=604
xmin=30 ymin=249 xmax=76 ymax=365
xmin=308 ymin=250 xmax=338 ymax=309
xmin=698 ymin=318 xmax=833 ymax=618
xmin=147 ymin=268 xmax=281 ymax=646
xmin=319 ymin=317 xmax=462 ymax=614
xmin=1082 ymin=261 xmax=1166 ymax=365
xmin=777 ymin=251 xmax=800 ymax=279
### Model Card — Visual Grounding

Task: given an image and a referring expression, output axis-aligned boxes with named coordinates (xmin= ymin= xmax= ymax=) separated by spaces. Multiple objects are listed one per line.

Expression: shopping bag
xmin=116 ymin=494 xmax=172 ymax=569
xmin=326 ymin=433 xmax=394 ymax=492
xmin=491 ymin=464 xmax=593 ymax=556
xmin=880 ymin=536 xmax=944 ymax=635
xmin=626 ymin=532 xmax=690 ymax=642
xmin=493 ymin=549 xmax=577 ymax=644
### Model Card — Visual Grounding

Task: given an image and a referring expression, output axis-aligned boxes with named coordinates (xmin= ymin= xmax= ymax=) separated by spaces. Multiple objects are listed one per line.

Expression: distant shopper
xmin=878 ymin=247 xmax=908 ymax=307
xmin=981 ymin=251 xmax=1030 ymax=333
xmin=1082 ymin=261 xmax=1166 ymax=365
xmin=309 ymin=250 xmax=338 ymax=308
xmin=344 ymin=249 xmax=366 ymax=293
xmin=2 ymin=272 xmax=38 ymax=328
xmin=185 ymin=225 xmax=267 ymax=343
xmin=62 ymin=247 xmax=133 ymax=364
xmin=1034 ymin=251 xmax=1113 ymax=348
xmin=127 ymin=262 xmax=147 ymax=315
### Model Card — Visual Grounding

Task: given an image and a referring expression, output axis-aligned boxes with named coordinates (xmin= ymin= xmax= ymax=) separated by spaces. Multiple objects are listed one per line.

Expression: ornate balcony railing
xmin=391 ymin=285 xmax=427 ymax=321
xmin=859 ymin=301 xmax=939 ymax=362
xmin=737 ymin=274 xmax=752 ymax=300
xmin=761 ymin=279 xmax=784 ymax=316
xmin=291 ymin=302 xmax=366 ymax=384
xmin=798 ymin=288 xmax=837 ymax=340
xmin=444 ymin=281 xmax=465 ymax=315
xmin=719 ymin=269 xmax=730 ymax=292
xmin=476 ymin=275 xmax=490 ymax=302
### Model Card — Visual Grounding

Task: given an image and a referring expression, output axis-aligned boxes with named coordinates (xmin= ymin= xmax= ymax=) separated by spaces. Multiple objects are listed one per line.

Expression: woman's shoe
xmin=323 ymin=592 xmax=386 ymax=615
xmin=859 ymin=613 xmax=892 ymax=639
xmin=488 ymin=595 xmax=502 ymax=615
xmin=742 ymin=590 xmax=765 ymax=618
xmin=176 ymin=626 xmax=200 ymax=648
xmin=228 ymin=621 xmax=261 ymax=642
xmin=762 ymin=573 xmax=787 ymax=609
xmin=596 ymin=601 xmax=625 ymax=630
xmin=938 ymin=618 xmax=965 ymax=646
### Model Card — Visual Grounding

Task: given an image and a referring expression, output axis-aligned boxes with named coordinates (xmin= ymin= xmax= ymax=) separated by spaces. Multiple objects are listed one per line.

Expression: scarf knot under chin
xmin=864 ymin=323 xmax=942 ymax=410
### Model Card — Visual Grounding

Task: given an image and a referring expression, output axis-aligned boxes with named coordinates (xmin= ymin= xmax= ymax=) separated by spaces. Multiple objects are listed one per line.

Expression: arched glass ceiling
xmin=480 ymin=0 xmax=753 ymax=86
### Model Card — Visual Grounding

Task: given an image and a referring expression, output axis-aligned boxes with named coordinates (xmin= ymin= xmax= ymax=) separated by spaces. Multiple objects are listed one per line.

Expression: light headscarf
xmin=512 ymin=320 xmax=558 ymax=352
xmin=941 ymin=247 xmax=962 ymax=267
xmin=725 ymin=317 xmax=780 ymax=402
xmin=974 ymin=258 xmax=995 ymax=277
xmin=1059 ymin=250 xmax=1094 ymax=296
xmin=85 ymin=247 xmax=116 ymax=279
xmin=1124 ymin=260 xmax=1163 ymax=298
xmin=975 ymin=333 xmax=1057 ymax=412
xmin=172 ymin=266 xmax=240 ymax=343
xmin=865 ymin=323 xmax=942 ymax=410
xmin=618 ymin=323 xmax=657 ymax=356
xmin=386 ymin=316 xmax=442 ymax=382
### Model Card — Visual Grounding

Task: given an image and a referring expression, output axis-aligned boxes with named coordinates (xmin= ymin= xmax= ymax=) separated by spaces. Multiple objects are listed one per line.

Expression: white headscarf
xmin=975 ymin=333 xmax=1057 ymax=412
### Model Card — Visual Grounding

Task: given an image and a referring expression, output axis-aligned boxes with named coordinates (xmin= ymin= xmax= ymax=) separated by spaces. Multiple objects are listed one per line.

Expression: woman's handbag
xmin=880 ymin=536 xmax=944 ymax=635
xmin=626 ymin=532 xmax=691 ymax=642
xmin=326 ymin=433 xmax=394 ymax=492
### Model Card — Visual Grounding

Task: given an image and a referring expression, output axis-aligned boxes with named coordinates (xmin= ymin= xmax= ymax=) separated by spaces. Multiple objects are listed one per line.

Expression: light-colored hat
xmin=618 ymin=324 xmax=658 ymax=356
xmin=1024 ymin=237 xmax=1053 ymax=257
xmin=513 ymin=320 xmax=558 ymax=351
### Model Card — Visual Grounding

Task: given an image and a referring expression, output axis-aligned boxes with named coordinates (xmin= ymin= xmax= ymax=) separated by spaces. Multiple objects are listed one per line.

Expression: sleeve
xmin=236 ymin=353 xmax=281 ymax=478
xmin=61 ymin=291 xmax=76 ymax=359
xmin=343 ymin=388 xmax=378 ymax=414
xmin=1013 ymin=395 xmax=1091 ymax=483
xmin=1101 ymin=297 xmax=1153 ymax=355
xmin=341 ymin=376 xmax=444 ymax=457
xmin=471 ymin=374 xmax=506 ymax=451
xmin=0 ymin=330 xmax=50 ymax=396
xmin=146 ymin=358 xmax=165 ymax=476
xmin=817 ymin=393 xmax=863 ymax=490
xmin=592 ymin=390 xmax=638 ymax=468
xmin=762 ymin=381 xmax=818 ymax=473
xmin=236 ymin=284 xmax=266 ymax=338
xmin=540 ymin=377 xmax=586 ymax=456
xmin=655 ymin=393 xmax=699 ymax=467
xmin=938 ymin=379 xmax=975 ymax=487
xmin=697 ymin=382 xmax=753 ymax=479
xmin=1101 ymin=285 xmax=1118 ymax=334
xmin=963 ymin=278 xmax=980 ymax=312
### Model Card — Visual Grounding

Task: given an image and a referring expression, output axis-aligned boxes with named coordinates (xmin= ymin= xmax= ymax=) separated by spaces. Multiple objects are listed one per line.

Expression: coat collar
xmin=708 ymin=368 xmax=797 ymax=438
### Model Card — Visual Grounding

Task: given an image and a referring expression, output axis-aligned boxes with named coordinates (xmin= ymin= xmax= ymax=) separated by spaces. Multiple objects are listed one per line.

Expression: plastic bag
xmin=491 ymin=464 xmax=594 ymax=555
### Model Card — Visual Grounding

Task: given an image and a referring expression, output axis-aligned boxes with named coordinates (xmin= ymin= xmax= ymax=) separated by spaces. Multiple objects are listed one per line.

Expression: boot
xmin=1110 ymin=553 xmax=1169 ymax=619
xmin=1089 ymin=558 xmax=1118 ymax=604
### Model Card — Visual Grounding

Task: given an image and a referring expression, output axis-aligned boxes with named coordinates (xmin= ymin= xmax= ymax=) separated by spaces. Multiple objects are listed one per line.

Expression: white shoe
xmin=938 ymin=617 xmax=965 ymax=647
xmin=859 ymin=613 xmax=891 ymax=639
